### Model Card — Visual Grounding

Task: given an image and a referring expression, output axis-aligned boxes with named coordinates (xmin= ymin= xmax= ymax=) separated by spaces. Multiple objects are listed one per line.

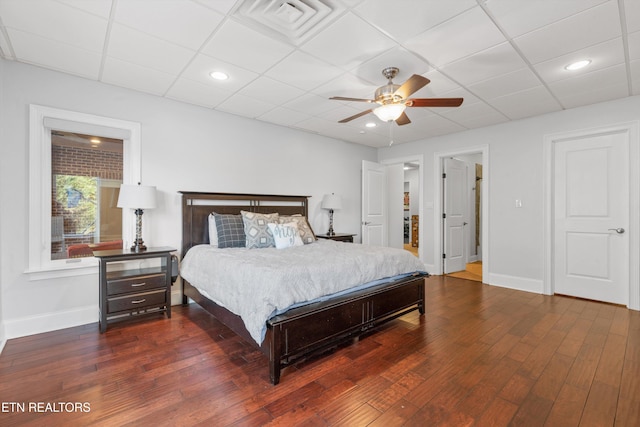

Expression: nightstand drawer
xmin=107 ymin=289 xmax=166 ymax=314
xmin=107 ymin=273 xmax=166 ymax=296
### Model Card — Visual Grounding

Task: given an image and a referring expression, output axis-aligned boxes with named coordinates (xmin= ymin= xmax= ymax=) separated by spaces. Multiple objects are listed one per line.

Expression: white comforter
xmin=180 ymin=239 xmax=427 ymax=345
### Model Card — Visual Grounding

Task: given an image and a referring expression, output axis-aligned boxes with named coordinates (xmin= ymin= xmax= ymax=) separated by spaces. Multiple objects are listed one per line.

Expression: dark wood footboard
xmin=183 ymin=272 xmax=426 ymax=384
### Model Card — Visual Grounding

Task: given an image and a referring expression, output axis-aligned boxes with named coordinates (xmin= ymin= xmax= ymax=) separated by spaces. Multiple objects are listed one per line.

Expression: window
xmin=51 ymin=131 xmax=124 ymax=260
xmin=28 ymin=105 xmax=141 ymax=277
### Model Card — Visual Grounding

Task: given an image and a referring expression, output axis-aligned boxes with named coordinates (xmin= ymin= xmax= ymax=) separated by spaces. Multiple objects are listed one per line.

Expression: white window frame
xmin=27 ymin=105 xmax=141 ymax=279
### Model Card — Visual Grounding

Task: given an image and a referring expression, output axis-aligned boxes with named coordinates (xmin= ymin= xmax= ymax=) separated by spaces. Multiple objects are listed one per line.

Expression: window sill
xmin=25 ymin=258 xmax=99 ymax=281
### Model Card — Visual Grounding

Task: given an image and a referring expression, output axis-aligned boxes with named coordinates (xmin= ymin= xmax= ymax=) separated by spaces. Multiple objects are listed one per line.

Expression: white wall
xmin=379 ymin=95 xmax=640 ymax=292
xmin=0 ymin=60 xmax=376 ymax=338
xmin=0 ymin=57 xmax=5 ymax=351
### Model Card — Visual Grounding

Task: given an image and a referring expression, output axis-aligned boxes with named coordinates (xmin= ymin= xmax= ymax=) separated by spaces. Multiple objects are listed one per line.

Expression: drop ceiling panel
xmin=628 ymin=31 xmax=640 ymax=61
xmin=485 ymin=0 xmax=609 ymax=38
xmin=354 ymin=0 xmax=476 ymax=43
xmin=489 ymin=86 xmax=562 ymax=120
xmin=202 ymin=19 xmax=294 ymax=73
xmin=258 ymin=106 xmax=311 ymax=127
xmin=441 ymin=42 xmax=528 ymax=86
xmin=194 ymin=0 xmax=239 ymax=15
xmin=468 ymin=68 xmax=541 ymax=100
xmin=0 ymin=0 xmax=107 ymax=52
xmin=217 ymin=93 xmax=276 ymax=118
xmin=108 ymin=24 xmax=195 ymax=75
xmin=7 ymin=28 xmax=101 ymax=78
xmin=166 ymin=77 xmax=234 ymax=108
xmin=624 ymin=0 xmax=640 ymax=33
xmin=403 ymin=6 xmax=507 ymax=67
xmin=355 ymin=47 xmax=432 ymax=85
xmin=238 ymin=76 xmax=306 ymax=105
xmin=102 ymin=57 xmax=176 ymax=96
xmin=548 ymin=64 xmax=629 ymax=108
xmin=300 ymin=12 xmax=395 ymax=70
xmin=57 ymin=0 xmax=113 ymax=18
xmin=114 ymin=0 xmax=223 ymax=50
xmin=514 ymin=1 xmax=621 ymax=65
xmin=180 ymin=54 xmax=259 ymax=92
xmin=534 ymin=38 xmax=625 ymax=83
xmin=264 ymin=50 xmax=344 ymax=91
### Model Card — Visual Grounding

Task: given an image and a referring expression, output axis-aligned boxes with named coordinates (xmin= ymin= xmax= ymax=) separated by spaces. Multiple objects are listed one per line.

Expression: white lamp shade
xmin=321 ymin=194 xmax=342 ymax=210
xmin=373 ymin=103 xmax=406 ymax=122
xmin=117 ymin=184 xmax=157 ymax=209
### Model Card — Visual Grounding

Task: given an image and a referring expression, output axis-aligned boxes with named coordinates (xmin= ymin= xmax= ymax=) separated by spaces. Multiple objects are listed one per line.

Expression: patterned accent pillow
xmin=279 ymin=214 xmax=316 ymax=244
xmin=241 ymin=211 xmax=279 ymax=249
xmin=212 ymin=213 xmax=245 ymax=248
xmin=268 ymin=222 xmax=304 ymax=249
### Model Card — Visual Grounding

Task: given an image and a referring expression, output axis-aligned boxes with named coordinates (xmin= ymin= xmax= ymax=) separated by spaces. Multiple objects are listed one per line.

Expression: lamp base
xmin=130 ymin=239 xmax=147 ymax=253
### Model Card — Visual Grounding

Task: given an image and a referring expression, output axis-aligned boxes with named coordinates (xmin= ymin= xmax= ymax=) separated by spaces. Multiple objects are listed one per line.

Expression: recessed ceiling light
xmin=365 ymin=122 xmax=377 ymax=128
xmin=209 ymin=71 xmax=229 ymax=80
xmin=565 ymin=60 xmax=591 ymax=71
xmin=90 ymin=138 xmax=101 ymax=144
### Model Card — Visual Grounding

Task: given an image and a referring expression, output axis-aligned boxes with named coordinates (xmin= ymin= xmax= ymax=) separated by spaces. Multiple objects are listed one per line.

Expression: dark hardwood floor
xmin=1 ymin=275 xmax=639 ymax=426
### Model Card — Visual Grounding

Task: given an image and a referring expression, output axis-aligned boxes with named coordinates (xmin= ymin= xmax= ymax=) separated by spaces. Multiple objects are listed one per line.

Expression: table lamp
xmin=321 ymin=193 xmax=342 ymax=236
xmin=117 ymin=183 xmax=157 ymax=252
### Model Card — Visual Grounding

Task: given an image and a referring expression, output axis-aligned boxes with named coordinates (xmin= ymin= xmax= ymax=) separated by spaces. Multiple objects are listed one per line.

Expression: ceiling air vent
xmin=234 ymin=0 xmax=345 ymax=45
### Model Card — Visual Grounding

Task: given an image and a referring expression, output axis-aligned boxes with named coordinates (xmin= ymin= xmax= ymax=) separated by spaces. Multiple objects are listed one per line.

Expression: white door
xmin=362 ymin=160 xmax=387 ymax=246
xmin=554 ymin=132 xmax=629 ymax=305
xmin=444 ymin=158 xmax=466 ymax=273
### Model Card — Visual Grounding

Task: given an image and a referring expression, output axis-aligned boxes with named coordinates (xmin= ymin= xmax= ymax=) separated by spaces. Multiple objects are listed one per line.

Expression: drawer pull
xmin=131 ymin=299 xmax=146 ymax=304
xmin=131 ymin=282 xmax=146 ymax=287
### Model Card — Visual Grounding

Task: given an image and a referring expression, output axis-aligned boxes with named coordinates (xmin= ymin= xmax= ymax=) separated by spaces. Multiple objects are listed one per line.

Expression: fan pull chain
xmin=389 ymin=121 xmax=394 ymax=146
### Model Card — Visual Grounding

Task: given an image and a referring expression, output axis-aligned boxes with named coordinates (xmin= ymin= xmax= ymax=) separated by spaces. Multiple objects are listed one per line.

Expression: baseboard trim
xmin=485 ymin=273 xmax=544 ymax=294
xmin=4 ymin=305 xmax=98 ymax=339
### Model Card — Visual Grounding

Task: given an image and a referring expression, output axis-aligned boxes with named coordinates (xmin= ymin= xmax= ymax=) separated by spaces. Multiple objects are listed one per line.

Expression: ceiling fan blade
xmin=338 ymin=109 xmax=373 ymax=123
xmin=407 ymin=98 xmax=464 ymax=108
xmin=395 ymin=112 xmax=411 ymax=126
xmin=394 ymin=74 xmax=430 ymax=100
xmin=330 ymin=96 xmax=375 ymax=103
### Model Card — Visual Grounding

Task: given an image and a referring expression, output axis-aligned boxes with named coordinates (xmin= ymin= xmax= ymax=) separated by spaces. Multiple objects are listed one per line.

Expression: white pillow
xmin=267 ymin=222 xmax=303 ymax=249
xmin=208 ymin=213 xmax=218 ymax=247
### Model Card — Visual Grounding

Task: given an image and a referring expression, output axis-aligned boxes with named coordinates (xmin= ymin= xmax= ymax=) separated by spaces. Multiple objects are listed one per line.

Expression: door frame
xmin=380 ymin=154 xmax=424 ymax=262
xmin=434 ymin=145 xmax=489 ymax=278
xmin=543 ymin=121 xmax=640 ymax=310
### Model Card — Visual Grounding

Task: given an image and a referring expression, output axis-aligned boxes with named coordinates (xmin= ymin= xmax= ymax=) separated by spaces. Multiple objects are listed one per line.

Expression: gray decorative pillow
xmin=279 ymin=214 xmax=317 ymax=244
xmin=213 ymin=213 xmax=245 ymax=248
xmin=241 ymin=211 xmax=279 ymax=249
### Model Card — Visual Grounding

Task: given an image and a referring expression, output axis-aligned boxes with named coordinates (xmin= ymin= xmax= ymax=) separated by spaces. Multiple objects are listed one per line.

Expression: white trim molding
xmin=27 ymin=105 xmax=141 ymax=278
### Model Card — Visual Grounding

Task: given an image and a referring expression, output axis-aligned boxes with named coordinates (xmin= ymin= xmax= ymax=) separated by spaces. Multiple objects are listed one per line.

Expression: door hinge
xmin=442 ymin=253 xmax=446 ymax=259
xmin=443 ymin=213 xmax=446 ymax=219
xmin=442 ymin=173 xmax=446 ymax=179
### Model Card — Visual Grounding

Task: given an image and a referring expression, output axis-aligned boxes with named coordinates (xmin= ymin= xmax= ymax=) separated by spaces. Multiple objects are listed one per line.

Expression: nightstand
xmin=94 ymin=246 xmax=176 ymax=333
xmin=316 ymin=233 xmax=356 ymax=243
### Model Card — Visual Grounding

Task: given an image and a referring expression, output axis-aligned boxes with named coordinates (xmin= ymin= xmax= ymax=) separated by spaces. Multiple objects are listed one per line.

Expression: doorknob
xmin=608 ymin=228 xmax=625 ymax=234
xmin=362 ymin=221 xmax=371 ymax=226
xmin=463 ymin=222 xmax=468 ymax=226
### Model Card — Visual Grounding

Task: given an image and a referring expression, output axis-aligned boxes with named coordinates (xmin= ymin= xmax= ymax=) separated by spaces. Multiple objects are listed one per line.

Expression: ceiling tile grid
xmin=0 ymin=0 xmax=636 ymax=147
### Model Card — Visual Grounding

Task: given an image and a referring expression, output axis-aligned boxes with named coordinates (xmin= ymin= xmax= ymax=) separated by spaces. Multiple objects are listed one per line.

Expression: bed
xmin=179 ymin=191 xmax=428 ymax=384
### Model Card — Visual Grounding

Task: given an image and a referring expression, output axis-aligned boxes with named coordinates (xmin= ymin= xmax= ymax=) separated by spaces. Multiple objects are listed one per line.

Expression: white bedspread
xmin=180 ymin=240 xmax=427 ymax=345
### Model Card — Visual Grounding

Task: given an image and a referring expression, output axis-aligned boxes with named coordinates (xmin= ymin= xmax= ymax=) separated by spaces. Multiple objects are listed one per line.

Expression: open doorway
xmin=403 ymin=163 xmax=419 ymax=257
xmin=433 ymin=146 xmax=489 ymax=281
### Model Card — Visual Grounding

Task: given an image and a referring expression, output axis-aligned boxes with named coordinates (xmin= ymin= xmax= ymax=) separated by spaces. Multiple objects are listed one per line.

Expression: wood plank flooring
xmin=1 ymin=275 xmax=639 ymax=426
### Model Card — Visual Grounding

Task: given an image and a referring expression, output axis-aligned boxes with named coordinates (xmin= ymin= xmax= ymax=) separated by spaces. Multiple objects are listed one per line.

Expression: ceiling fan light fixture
xmin=373 ymin=103 xmax=406 ymax=122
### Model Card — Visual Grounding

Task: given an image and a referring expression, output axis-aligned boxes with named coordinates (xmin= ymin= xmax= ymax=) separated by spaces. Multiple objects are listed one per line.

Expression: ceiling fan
xmin=330 ymin=67 xmax=463 ymax=125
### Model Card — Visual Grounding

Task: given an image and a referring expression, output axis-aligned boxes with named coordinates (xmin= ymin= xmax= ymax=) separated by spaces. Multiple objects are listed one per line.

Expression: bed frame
xmin=180 ymin=191 xmax=427 ymax=384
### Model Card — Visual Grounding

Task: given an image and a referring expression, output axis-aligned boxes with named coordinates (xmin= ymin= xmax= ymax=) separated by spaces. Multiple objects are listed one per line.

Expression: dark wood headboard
xmin=179 ymin=192 xmax=310 ymax=256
